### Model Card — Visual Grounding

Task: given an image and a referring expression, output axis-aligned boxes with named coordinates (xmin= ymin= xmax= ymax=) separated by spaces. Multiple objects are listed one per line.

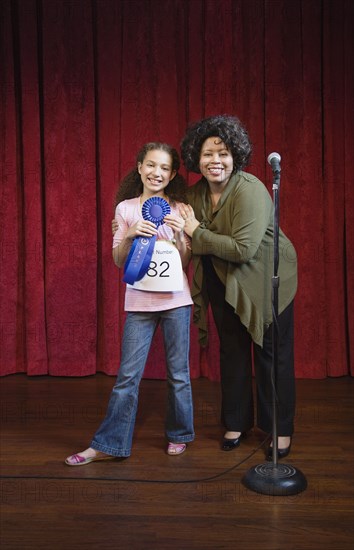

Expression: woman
xmin=65 ymin=142 xmax=194 ymax=466
xmin=179 ymin=115 xmax=297 ymax=459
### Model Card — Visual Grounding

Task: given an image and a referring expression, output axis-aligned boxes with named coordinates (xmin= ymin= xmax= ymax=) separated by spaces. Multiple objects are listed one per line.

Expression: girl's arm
xmin=112 ymin=209 xmax=157 ymax=268
xmin=112 ymin=235 xmax=133 ymax=268
xmin=163 ymin=213 xmax=191 ymax=269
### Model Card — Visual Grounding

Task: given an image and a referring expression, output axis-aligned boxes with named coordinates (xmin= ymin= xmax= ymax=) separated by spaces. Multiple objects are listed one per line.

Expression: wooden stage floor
xmin=1 ymin=374 xmax=353 ymax=549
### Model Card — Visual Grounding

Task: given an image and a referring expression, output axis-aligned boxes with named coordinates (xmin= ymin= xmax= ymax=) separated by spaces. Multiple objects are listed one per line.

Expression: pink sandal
xmin=65 ymin=452 xmax=115 ymax=467
xmin=167 ymin=442 xmax=186 ymax=456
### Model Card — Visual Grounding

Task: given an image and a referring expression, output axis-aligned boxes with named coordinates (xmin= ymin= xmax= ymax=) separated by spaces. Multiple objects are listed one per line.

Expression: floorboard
xmin=1 ymin=375 xmax=353 ymax=549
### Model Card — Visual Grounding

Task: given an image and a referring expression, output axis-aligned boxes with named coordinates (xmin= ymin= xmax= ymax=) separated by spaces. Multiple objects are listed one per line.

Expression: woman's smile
xmin=199 ymin=136 xmax=234 ymax=189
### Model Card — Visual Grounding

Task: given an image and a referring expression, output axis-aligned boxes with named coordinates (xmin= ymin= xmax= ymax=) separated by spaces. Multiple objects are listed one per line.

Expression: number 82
xmin=147 ymin=261 xmax=170 ymax=278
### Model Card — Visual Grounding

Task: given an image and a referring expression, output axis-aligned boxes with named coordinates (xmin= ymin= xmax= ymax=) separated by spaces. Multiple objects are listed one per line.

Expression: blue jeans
xmin=91 ymin=306 xmax=194 ymax=457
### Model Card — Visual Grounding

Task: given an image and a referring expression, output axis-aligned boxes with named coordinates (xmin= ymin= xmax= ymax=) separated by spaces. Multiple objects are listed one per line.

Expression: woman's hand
xmin=112 ymin=219 xmax=118 ymax=235
xmin=179 ymin=204 xmax=200 ymax=237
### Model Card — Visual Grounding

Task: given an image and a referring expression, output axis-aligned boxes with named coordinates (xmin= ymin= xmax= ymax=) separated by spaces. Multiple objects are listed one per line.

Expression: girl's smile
xmin=138 ymin=150 xmax=176 ymax=198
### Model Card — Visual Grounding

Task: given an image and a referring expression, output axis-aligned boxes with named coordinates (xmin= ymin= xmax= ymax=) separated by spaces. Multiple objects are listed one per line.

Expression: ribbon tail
xmin=123 ymin=235 xmax=156 ymax=285
xmin=135 ymin=235 xmax=156 ymax=281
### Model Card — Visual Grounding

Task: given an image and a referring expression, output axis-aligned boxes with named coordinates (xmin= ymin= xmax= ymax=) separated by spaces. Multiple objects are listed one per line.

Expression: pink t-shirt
xmin=113 ymin=197 xmax=193 ymax=312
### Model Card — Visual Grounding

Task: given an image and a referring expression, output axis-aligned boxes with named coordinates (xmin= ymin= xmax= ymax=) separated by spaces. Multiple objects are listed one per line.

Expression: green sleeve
xmin=191 ymin=181 xmax=273 ymax=263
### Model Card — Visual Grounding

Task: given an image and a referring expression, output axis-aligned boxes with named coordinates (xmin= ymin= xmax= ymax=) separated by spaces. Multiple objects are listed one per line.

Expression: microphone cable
xmin=0 ymin=433 xmax=271 ymax=484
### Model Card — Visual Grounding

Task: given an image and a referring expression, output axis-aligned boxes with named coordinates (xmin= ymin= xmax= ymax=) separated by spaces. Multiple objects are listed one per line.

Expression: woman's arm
xmin=182 ymin=183 xmax=273 ymax=264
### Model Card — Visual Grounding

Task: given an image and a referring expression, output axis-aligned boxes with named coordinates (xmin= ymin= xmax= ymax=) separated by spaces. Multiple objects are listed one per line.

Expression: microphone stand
xmin=241 ymin=160 xmax=307 ymax=496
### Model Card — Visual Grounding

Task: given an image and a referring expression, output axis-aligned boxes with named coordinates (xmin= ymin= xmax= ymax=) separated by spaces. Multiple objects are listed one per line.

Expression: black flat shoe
xmin=222 ymin=433 xmax=245 ymax=451
xmin=266 ymin=438 xmax=292 ymax=461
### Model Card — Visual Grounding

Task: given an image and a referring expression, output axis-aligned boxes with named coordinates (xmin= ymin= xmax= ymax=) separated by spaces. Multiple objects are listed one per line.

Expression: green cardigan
xmin=187 ymin=171 xmax=297 ymax=347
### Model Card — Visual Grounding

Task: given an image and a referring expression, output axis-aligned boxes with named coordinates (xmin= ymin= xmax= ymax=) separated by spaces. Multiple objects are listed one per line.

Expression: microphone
xmin=267 ymin=152 xmax=281 ymax=173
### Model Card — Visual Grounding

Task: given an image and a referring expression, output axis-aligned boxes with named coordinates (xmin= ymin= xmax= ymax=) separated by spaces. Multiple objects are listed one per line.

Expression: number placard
xmin=128 ymin=241 xmax=184 ymax=292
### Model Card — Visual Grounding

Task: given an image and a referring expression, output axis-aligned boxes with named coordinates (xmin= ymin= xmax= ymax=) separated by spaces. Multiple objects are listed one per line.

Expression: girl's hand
xmin=112 ymin=218 xmax=157 ymax=239
xmin=126 ymin=219 xmax=158 ymax=239
xmin=163 ymin=214 xmax=185 ymax=236
xmin=164 ymin=213 xmax=191 ymax=267
xmin=179 ymin=204 xmax=200 ymax=237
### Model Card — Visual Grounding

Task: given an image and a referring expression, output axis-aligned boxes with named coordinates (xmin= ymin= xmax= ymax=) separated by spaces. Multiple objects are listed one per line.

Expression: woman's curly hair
xmin=180 ymin=114 xmax=252 ymax=174
xmin=114 ymin=142 xmax=188 ymax=207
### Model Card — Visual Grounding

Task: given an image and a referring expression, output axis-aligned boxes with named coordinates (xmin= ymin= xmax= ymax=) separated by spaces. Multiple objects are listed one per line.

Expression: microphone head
xmin=267 ymin=152 xmax=281 ymax=165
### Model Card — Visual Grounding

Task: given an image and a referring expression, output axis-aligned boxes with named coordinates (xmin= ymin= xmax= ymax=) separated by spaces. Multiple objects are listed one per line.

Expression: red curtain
xmin=1 ymin=0 xmax=353 ymax=378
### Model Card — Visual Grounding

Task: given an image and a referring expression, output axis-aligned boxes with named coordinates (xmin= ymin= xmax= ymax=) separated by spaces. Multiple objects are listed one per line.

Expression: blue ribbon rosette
xmin=123 ymin=197 xmax=171 ymax=285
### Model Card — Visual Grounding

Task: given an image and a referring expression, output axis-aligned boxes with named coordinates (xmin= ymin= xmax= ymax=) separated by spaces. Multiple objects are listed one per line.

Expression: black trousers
xmin=203 ymin=258 xmax=295 ymax=436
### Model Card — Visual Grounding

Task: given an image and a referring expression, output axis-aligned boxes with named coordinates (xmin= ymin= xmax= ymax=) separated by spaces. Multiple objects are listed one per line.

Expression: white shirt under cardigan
xmin=112 ymin=197 xmax=193 ymax=312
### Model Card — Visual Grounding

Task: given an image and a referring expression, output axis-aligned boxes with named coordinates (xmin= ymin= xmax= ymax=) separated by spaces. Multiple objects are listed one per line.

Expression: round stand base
xmin=242 ymin=462 xmax=307 ymax=496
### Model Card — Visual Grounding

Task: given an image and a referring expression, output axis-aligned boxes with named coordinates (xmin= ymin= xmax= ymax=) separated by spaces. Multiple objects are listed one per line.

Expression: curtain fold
xmin=1 ymin=0 xmax=353 ymax=378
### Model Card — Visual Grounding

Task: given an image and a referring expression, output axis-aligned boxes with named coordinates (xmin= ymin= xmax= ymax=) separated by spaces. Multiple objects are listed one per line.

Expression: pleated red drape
xmin=1 ymin=0 xmax=353 ymax=378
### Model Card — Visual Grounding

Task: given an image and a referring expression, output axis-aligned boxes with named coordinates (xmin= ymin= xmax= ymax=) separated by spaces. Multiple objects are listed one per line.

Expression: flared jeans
xmin=91 ymin=306 xmax=195 ymax=457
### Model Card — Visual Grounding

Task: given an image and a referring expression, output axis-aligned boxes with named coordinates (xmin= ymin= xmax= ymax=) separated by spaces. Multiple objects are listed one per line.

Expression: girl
xmin=65 ymin=143 xmax=194 ymax=466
